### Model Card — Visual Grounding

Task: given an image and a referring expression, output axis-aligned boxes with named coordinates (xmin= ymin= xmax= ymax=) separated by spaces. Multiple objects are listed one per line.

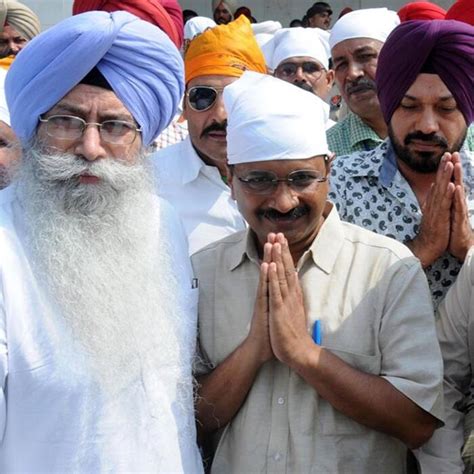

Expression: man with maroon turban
xmin=446 ymin=0 xmax=474 ymax=26
xmin=330 ymin=19 xmax=474 ymax=308
xmin=72 ymin=0 xmax=184 ymax=48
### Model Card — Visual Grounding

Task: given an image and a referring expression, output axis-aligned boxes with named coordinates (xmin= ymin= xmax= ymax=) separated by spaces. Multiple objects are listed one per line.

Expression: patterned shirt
xmin=327 ymin=112 xmax=474 ymax=158
xmin=329 ymin=140 xmax=474 ymax=307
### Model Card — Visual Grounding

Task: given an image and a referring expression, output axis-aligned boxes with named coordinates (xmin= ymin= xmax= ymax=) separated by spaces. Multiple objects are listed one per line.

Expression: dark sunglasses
xmin=186 ymin=86 xmax=225 ymax=112
xmin=276 ymin=61 xmax=324 ymax=79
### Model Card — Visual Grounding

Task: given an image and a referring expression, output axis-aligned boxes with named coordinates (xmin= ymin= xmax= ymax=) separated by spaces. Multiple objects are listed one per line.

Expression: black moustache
xmin=259 ymin=206 xmax=309 ymax=220
xmin=294 ymin=82 xmax=313 ymax=93
xmin=404 ymin=132 xmax=448 ymax=148
xmin=346 ymin=80 xmax=376 ymax=95
xmin=201 ymin=122 xmax=227 ymax=139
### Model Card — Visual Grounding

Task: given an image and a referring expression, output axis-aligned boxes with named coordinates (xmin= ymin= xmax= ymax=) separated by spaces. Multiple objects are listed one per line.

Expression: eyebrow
xmin=403 ymin=94 xmax=455 ymax=102
xmin=332 ymin=46 xmax=377 ymax=63
xmin=47 ymin=102 xmax=134 ymax=122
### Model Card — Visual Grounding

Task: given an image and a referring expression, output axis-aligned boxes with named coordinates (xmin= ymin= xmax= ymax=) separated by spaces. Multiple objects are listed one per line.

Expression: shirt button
xmin=277 ymin=397 xmax=285 ymax=405
xmin=274 ymin=453 xmax=281 ymax=461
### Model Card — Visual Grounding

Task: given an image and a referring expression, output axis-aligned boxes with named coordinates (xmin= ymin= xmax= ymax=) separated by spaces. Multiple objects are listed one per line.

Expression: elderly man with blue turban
xmin=0 ymin=10 xmax=203 ymax=473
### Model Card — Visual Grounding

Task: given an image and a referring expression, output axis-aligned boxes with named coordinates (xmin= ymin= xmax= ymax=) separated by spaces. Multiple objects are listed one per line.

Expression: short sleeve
xmin=379 ymin=258 xmax=444 ymax=422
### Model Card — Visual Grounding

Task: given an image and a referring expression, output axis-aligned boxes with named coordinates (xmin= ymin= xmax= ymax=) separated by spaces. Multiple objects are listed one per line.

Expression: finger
xmin=453 ymin=161 xmax=463 ymax=188
xmin=256 ymin=262 xmax=269 ymax=313
xmin=452 ymin=185 xmax=468 ymax=220
xmin=272 ymin=242 xmax=289 ymax=299
xmin=263 ymin=242 xmax=272 ymax=264
xmin=280 ymin=236 xmax=298 ymax=289
xmin=268 ymin=262 xmax=283 ymax=313
xmin=267 ymin=233 xmax=277 ymax=245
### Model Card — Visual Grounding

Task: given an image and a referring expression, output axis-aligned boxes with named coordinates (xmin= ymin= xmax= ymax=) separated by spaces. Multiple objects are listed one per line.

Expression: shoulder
xmin=341 ymin=220 xmax=417 ymax=266
xmin=150 ymin=138 xmax=189 ymax=173
xmin=331 ymin=143 xmax=385 ymax=178
xmin=191 ymin=230 xmax=247 ymax=268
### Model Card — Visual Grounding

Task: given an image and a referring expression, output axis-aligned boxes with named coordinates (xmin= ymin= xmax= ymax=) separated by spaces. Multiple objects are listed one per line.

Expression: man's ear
xmin=225 ymin=164 xmax=236 ymax=199
xmin=325 ymin=69 xmax=335 ymax=91
xmin=325 ymin=152 xmax=336 ymax=172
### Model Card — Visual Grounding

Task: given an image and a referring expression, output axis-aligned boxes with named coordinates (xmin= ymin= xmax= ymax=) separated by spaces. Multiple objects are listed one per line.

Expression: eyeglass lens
xmin=188 ymin=87 xmax=219 ymax=111
xmin=278 ymin=62 xmax=322 ymax=77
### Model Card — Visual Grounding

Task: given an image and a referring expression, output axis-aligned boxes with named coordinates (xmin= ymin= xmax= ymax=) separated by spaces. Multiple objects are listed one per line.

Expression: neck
xmin=192 ymin=142 xmax=227 ymax=176
xmin=358 ymin=109 xmax=388 ymax=139
xmin=396 ymin=158 xmax=436 ymax=207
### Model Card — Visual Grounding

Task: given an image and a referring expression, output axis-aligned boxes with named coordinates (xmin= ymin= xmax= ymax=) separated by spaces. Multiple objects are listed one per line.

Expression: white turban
xmin=224 ymin=71 xmax=330 ymax=165
xmin=329 ymin=8 xmax=400 ymax=50
xmin=251 ymin=20 xmax=281 ymax=36
xmin=0 ymin=68 xmax=9 ymax=125
xmin=263 ymin=27 xmax=330 ymax=70
xmin=184 ymin=16 xmax=216 ymax=41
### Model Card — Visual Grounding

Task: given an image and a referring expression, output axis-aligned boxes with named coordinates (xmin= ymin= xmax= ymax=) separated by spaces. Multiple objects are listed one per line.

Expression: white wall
xmin=22 ymin=0 xmax=454 ymax=30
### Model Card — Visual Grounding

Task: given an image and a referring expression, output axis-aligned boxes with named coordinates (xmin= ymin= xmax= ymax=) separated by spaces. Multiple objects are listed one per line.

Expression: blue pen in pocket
xmin=312 ymin=320 xmax=322 ymax=345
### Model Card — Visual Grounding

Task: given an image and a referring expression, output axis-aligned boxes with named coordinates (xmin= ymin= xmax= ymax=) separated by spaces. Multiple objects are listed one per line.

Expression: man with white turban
xmin=327 ymin=8 xmax=399 ymax=156
xmin=0 ymin=0 xmax=40 ymax=68
xmin=0 ymin=11 xmax=203 ymax=472
xmin=212 ymin=0 xmax=236 ymax=25
xmin=193 ymin=71 xmax=443 ymax=473
xmin=263 ymin=27 xmax=334 ymax=125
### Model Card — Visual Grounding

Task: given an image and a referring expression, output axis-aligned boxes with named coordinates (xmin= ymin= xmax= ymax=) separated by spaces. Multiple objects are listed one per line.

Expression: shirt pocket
xmin=318 ymin=347 xmax=382 ymax=435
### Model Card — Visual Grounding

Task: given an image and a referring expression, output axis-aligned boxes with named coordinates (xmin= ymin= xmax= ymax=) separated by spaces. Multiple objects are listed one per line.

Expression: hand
xmin=408 ymin=153 xmax=455 ymax=268
xmin=245 ymin=238 xmax=274 ymax=364
xmin=267 ymin=233 xmax=312 ymax=367
xmin=449 ymin=152 xmax=474 ymax=261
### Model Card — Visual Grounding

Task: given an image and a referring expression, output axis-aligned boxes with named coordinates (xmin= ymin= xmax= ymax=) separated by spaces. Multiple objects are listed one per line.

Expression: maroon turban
xmin=376 ymin=20 xmax=474 ymax=125
xmin=72 ymin=0 xmax=183 ymax=48
xmin=446 ymin=0 xmax=474 ymax=26
xmin=398 ymin=2 xmax=446 ymax=22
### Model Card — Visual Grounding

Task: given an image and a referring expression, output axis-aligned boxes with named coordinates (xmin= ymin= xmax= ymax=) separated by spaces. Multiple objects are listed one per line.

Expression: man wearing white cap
xmin=263 ymin=27 xmax=334 ymax=107
xmin=193 ymin=71 xmax=443 ymax=473
xmin=327 ymin=8 xmax=399 ymax=156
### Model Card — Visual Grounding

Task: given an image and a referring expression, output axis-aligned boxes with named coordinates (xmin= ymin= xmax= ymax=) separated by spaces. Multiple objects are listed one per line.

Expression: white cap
xmin=251 ymin=20 xmax=282 ymax=36
xmin=224 ymin=71 xmax=330 ymax=165
xmin=264 ymin=27 xmax=330 ymax=71
xmin=329 ymin=8 xmax=400 ymax=50
xmin=254 ymin=33 xmax=274 ymax=51
xmin=184 ymin=16 xmax=216 ymax=41
xmin=0 ymin=69 xmax=10 ymax=126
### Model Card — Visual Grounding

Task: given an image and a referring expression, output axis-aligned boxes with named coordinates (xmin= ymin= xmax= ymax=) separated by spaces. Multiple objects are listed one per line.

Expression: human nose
xmin=416 ymin=107 xmax=440 ymax=135
xmin=211 ymin=93 xmax=227 ymax=122
xmin=268 ymin=183 xmax=299 ymax=213
xmin=294 ymin=66 xmax=306 ymax=81
xmin=346 ymin=60 xmax=364 ymax=82
xmin=74 ymin=124 xmax=108 ymax=162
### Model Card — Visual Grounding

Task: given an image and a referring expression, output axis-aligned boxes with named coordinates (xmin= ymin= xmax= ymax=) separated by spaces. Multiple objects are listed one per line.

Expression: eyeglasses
xmin=275 ymin=61 xmax=324 ymax=79
xmin=236 ymin=169 xmax=328 ymax=195
xmin=38 ymin=115 xmax=142 ymax=145
xmin=186 ymin=86 xmax=225 ymax=112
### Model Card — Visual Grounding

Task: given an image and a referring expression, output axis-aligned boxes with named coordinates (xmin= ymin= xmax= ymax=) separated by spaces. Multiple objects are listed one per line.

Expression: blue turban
xmin=5 ymin=10 xmax=184 ymax=146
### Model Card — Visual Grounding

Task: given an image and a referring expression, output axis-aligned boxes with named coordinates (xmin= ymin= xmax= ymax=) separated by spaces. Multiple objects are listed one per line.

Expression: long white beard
xmin=16 ymin=147 xmax=192 ymax=399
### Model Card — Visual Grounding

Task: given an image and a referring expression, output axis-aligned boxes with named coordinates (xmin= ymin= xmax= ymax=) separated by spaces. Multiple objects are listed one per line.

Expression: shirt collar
xmin=378 ymin=141 xmax=398 ymax=187
xmin=228 ymin=203 xmax=345 ymax=275
xmin=180 ymin=137 xmax=205 ymax=185
xmin=348 ymin=112 xmax=384 ymax=151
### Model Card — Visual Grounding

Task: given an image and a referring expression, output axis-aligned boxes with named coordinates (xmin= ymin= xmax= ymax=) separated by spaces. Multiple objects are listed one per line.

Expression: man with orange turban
xmin=72 ymin=0 xmax=183 ymax=48
xmin=153 ymin=15 xmax=266 ymax=254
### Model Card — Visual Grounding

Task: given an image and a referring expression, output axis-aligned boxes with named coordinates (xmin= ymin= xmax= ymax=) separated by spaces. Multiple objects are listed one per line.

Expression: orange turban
xmin=72 ymin=0 xmax=183 ymax=48
xmin=184 ymin=15 xmax=266 ymax=84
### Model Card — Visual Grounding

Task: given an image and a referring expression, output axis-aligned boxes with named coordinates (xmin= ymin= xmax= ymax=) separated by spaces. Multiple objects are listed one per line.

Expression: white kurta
xmin=152 ymin=137 xmax=246 ymax=255
xmin=0 ymin=186 xmax=203 ymax=473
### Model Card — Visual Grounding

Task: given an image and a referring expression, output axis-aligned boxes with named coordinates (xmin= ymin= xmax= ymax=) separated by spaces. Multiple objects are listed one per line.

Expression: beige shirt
xmin=418 ymin=247 xmax=474 ymax=473
xmin=192 ymin=204 xmax=444 ymax=474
